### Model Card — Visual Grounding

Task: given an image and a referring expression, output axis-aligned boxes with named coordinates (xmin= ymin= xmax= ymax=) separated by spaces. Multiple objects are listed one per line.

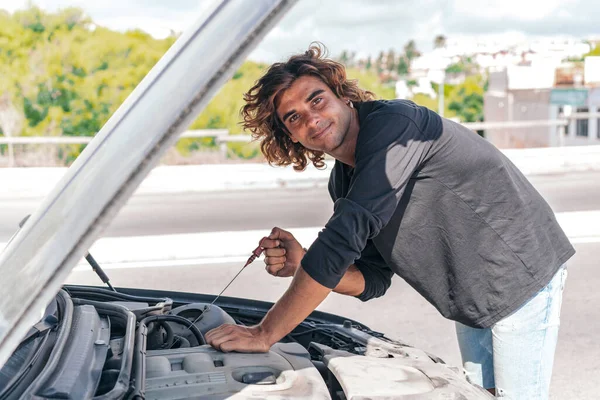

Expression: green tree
xmin=445 ymin=63 xmax=464 ymax=74
xmin=445 ymin=56 xmax=479 ymax=76
xmin=447 ymin=75 xmax=485 ymax=123
xmin=0 ymin=6 xmax=176 ymax=163
xmin=346 ymin=67 xmax=395 ymax=99
xmin=0 ymin=7 xmax=401 ymax=164
xmin=410 ymin=93 xmax=455 ymax=118
xmin=584 ymin=43 xmax=600 ymax=57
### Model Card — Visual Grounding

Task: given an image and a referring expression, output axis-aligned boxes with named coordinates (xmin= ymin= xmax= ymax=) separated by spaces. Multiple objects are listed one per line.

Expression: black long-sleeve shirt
xmin=302 ymin=99 xmax=575 ymax=328
xmin=326 ymin=179 xmax=394 ymax=302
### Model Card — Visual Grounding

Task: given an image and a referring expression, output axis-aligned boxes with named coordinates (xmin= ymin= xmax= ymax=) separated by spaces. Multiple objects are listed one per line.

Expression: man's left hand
xmin=205 ymin=324 xmax=272 ymax=353
xmin=206 ymin=267 xmax=331 ymax=354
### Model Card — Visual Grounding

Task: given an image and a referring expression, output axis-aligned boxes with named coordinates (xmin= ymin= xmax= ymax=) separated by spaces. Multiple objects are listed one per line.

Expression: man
xmin=205 ymin=44 xmax=574 ymax=399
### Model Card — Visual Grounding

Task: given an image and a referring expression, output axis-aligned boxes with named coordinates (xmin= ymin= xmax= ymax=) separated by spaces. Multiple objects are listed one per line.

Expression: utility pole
xmin=438 ymin=73 xmax=445 ymax=117
xmin=0 ymin=94 xmax=23 ymax=167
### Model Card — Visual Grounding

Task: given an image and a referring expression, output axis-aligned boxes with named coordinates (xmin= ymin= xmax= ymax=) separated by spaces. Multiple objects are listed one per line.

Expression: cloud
xmin=1 ymin=0 xmax=598 ymax=62
xmin=443 ymin=0 xmax=599 ymax=37
xmin=252 ymin=0 xmax=599 ymax=62
xmin=452 ymin=0 xmax=573 ymax=20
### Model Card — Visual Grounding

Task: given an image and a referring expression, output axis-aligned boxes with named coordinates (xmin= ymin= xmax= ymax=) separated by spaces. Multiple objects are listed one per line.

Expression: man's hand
xmin=205 ymin=324 xmax=271 ymax=353
xmin=206 ymin=267 xmax=331 ymax=353
xmin=260 ymin=227 xmax=305 ymax=277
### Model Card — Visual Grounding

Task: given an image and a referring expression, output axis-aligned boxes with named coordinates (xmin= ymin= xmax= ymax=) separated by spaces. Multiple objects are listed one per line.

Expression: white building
xmin=409 ymin=37 xmax=591 ymax=83
xmin=484 ymin=56 xmax=600 ymax=148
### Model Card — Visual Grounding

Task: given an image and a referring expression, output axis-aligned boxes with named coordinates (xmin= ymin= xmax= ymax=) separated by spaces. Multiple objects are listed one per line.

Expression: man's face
xmin=276 ymin=75 xmax=353 ymax=155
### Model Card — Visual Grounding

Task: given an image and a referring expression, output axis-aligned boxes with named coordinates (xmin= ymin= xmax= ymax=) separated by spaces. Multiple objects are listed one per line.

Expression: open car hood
xmin=0 ymin=0 xmax=298 ymax=368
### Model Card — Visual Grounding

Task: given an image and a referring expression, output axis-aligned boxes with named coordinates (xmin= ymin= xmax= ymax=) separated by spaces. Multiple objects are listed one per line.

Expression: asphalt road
xmin=1 ymin=170 xmax=600 ymax=240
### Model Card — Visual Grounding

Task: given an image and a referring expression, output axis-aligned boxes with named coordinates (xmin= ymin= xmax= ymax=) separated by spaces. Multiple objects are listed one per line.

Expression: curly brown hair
xmin=241 ymin=43 xmax=374 ymax=171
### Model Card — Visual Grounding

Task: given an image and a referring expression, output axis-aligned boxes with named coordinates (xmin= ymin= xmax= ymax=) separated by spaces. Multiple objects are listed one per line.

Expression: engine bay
xmin=0 ymin=285 xmax=492 ymax=400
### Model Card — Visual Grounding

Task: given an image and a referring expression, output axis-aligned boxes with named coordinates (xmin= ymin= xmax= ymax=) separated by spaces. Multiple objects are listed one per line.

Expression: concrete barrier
xmin=503 ymin=145 xmax=600 ymax=175
xmin=58 ymin=210 xmax=600 ymax=270
xmin=0 ymin=210 xmax=592 ymax=271
xmin=1 ymin=145 xmax=600 ymax=200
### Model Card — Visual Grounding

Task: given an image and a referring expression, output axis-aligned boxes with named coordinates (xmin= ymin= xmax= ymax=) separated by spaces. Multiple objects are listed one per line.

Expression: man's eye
xmin=313 ymin=97 xmax=322 ymax=105
xmin=289 ymin=114 xmax=299 ymax=123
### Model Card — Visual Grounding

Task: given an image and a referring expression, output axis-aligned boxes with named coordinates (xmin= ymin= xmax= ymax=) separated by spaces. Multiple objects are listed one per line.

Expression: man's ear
xmin=275 ymin=113 xmax=292 ymax=142
xmin=278 ymin=121 xmax=299 ymax=143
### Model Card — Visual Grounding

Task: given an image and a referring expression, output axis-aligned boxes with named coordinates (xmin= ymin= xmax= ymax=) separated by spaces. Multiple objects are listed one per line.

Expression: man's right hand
xmin=260 ymin=227 xmax=306 ymax=277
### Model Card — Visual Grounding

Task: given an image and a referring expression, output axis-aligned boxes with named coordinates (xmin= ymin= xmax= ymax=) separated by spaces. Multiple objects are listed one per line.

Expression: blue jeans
xmin=455 ymin=266 xmax=568 ymax=399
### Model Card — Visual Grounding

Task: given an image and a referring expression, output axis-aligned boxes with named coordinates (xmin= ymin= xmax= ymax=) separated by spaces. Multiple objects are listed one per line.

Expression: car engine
xmin=0 ymin=285 xmax=493 ymax=400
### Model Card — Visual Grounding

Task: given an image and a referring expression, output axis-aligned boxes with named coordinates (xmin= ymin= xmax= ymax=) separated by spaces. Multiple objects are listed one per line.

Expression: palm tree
xmin=397 ymin=57 xmax=409 ymax=76
xmin=434 ymin=35 xmax=447 ymax=49
xmin=386 ymin=49 xmax=397 ymax=72
xmin=404 ymin=40 xmax=420 ymax=62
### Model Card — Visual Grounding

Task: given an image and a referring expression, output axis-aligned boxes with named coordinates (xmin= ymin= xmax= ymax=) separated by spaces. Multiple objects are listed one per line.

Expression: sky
xmin=1 ymin=0 xmax=599 ymax=62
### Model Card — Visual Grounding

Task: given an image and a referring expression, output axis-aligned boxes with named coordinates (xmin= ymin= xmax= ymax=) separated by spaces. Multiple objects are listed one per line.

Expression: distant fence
xmin=0 ymin=113 xmax=597 ymax=167
xmin=463 ymin=112 xmax=600 ymax=147
xmin=0 ymin=129 xmax=253 ymax=167
xmin=462 ymin=119 xmax=569 ymax=130
xmin=463 ymin=112 xmax=600 ymax=130
xmin=0 ymin=129 xmax=253 ymax=145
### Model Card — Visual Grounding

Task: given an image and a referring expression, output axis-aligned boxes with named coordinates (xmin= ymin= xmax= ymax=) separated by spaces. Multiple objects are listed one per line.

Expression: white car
xmin=0 ymin=1 xmax=493 ymax=398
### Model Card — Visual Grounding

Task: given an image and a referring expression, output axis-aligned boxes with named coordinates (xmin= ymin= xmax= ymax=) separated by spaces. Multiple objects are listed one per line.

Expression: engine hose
xmin=172 ymin=335 xmax=191 ymax=348
xmin=140 ymin=315 xmax=206 ymax=347
xmin=146 ymin=320 xmax=174 ymax=349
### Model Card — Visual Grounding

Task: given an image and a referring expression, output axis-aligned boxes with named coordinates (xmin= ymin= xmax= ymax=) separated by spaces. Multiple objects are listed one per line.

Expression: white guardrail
xmin=0 ymin=129 xmax=251 ymax=145
xmin=0 ymin=113 xmax=597 ymax=167
xmin=0 ymin=129 xmax=252 ymax=167
xmin=2 ymin=113 xmax=596 ymax=145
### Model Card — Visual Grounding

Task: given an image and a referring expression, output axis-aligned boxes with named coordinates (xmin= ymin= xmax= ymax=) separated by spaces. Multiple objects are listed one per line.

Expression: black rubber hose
xmin=172 ymin=335 xmax=191 ymax=348
xmin=139 ymin=315 xmax=205 ymax=346
xmin=146 ymin=320 xmax=174 ymax=350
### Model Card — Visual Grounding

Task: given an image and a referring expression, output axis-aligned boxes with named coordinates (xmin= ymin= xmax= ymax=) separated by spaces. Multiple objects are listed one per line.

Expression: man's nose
xmin=306 ymin=112 xmax=321 ymax=129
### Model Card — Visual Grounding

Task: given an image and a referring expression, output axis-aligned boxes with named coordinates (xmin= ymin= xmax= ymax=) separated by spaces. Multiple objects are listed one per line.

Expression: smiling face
xmin=275 ymin=75 xmax=358 ymax=161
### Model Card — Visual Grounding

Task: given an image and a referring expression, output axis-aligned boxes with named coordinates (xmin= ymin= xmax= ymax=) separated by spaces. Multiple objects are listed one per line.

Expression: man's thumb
xmin=269 ymin=227 xmax=294 ymax=241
